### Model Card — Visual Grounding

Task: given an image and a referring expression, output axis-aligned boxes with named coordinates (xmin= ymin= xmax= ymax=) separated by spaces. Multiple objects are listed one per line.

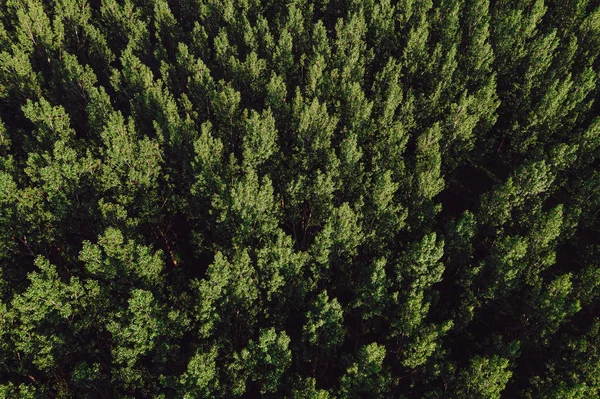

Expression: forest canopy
xmin=1 ymin=0 xmax=600 ymax=397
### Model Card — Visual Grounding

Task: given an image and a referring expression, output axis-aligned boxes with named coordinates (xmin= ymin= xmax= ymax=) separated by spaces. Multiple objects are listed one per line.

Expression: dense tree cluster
xmin=1 ymin=0 xmax=600 ymax=397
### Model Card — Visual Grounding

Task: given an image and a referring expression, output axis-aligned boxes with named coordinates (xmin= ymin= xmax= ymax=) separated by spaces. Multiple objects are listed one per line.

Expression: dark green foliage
xmin=1 ymin=0 xmax=600 ymax=397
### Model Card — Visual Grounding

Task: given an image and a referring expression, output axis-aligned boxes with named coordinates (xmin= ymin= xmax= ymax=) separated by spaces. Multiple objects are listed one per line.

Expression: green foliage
xmin=303 ymin=290 xmax=345 ymax=352
xmin=108 ymin=289 xmax=163 ymax=389
xmin=455 ymin=355 xmax=512 ymax=399
xmin=79 ymin=228 xmax=164 ymax=287
xmin=339 ymin=342 xmax=389 ymax=398
xmin=8 ymin=257 xmax=99 ymax=372
xmin=179 ymin=346 xmax=220 ymax=398
xmin=1 ymin=1 xmax=600 ymax=397
xmin=240 ymin=328 xmax=292 ymax=394
xmin=194 ymin=250 xmax=258 ymax=339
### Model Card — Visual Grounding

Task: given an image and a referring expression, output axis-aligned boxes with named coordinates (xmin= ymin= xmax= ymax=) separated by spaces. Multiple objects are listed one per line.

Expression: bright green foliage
xmin=303 ymin=290 xmax=345 ymax=352
xmin=194 ymin=250 xmax=258 ymax=339
xmin=240 ymin=328 xmax=292 ymax=394
xmin=8 ymin=257 xmax=99 ymax=372
xmin=1 ymin=1 xmax=600 ymax=397
xmin=526 ymin=318 xmax=600 ymax=398
xmin=191 ymin=121 xmax=225 ymax=197
xmin=108 ymin=289 xmax=163 ymax=389
xmin=483 ymin=235 xmax=529 ymax=297
xmin=339 ymin=342 xmax=389 ymax=398
xmin=523 ymin=273 xmax=580 ymax=343
xmin=480 ymin=160 xmax=555 ymax=228
xmin=212 ymin=168 xmax=279 ymax=245
xmin=353 ymin=257 xmax=388 ymax=320
xmin=416 ymin=124 xmax=445 ymax=201
xmin=292 ymin=377 xmax=332 ymax=399
xmin=327 ymin=203 xmax=364 ymax=261
xmin=98 ymin=111 xmax=162 ymax=228
xmin=79 ymin=228 xmax=164 ymax=287
xmin=179 ymin=345 xmax=220 ymax=398
xmin=242 ymin=108 xmax=278 ymax=169
xmin=255 ymin=229 xmax=308 ymax=311
xmin=455 ymin=355 xmax=513 ymax=399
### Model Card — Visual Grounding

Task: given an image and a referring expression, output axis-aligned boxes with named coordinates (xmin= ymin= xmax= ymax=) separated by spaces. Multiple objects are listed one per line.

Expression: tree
xmin=178 ymin=345 xmax=220 ymax=398
xmin=1 ymin=1 xmax=600 ymax=397
xmin=455 ymin=355 xmax=513 ymax=399
xmin=338 ymin=342 xmax=390 ymax=398
xmin=193 ymin=250 xmax=258 ymax=340
xmin=303 ymin=290 xmax=345 ymax=353
xmin=240 ymin=328 xmax=292 ymax=394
